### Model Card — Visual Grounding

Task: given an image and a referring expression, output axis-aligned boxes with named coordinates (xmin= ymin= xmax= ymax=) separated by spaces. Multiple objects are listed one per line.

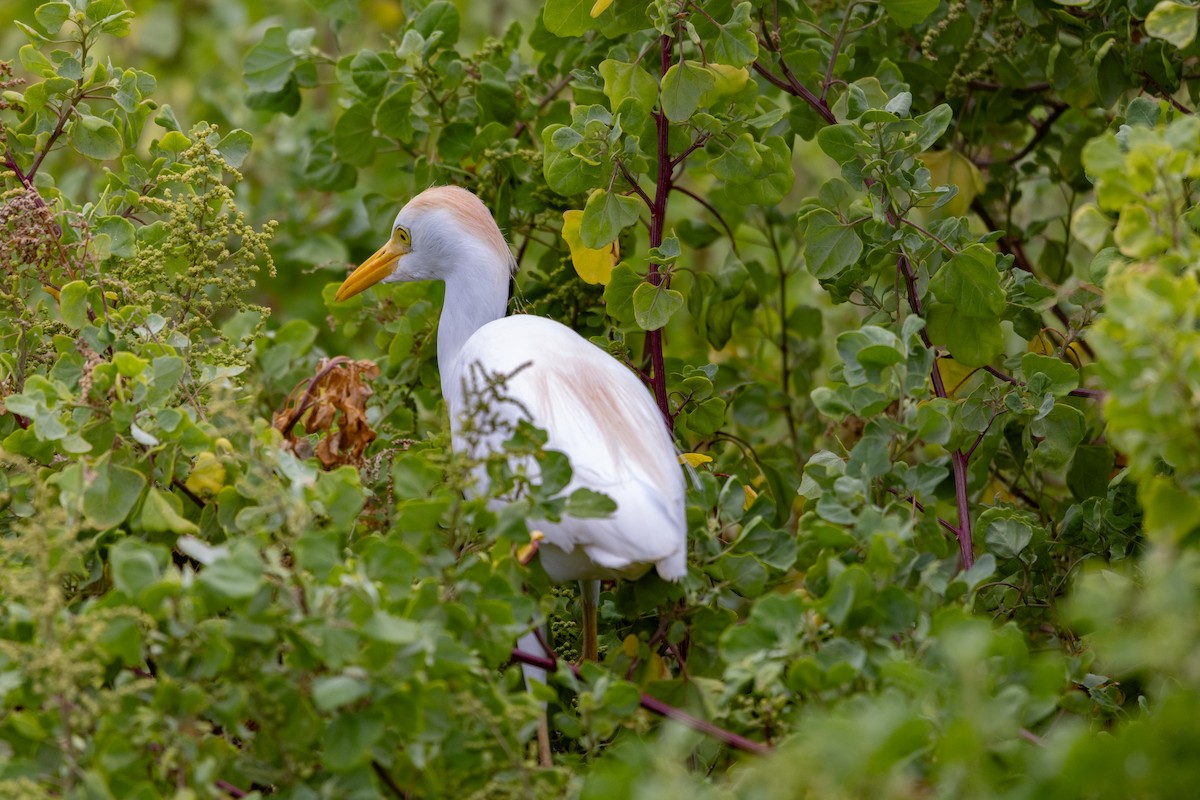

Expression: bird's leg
xmin=536 ymin=717 xmax=552 ymax=767
xmin=580 ymin=579 xmax=600 ymax=662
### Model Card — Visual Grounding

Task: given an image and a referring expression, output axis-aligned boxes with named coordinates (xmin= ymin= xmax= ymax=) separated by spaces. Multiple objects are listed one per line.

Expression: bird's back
xmin=443 ymin=315 xmax=687 ymax=582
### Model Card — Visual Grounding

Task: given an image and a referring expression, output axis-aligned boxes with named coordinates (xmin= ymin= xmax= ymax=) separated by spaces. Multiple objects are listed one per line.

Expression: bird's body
xmin=336 ymin=185 xmax=686 ymax=585
xmin=448 ymin=314 xmax=686 ymax=582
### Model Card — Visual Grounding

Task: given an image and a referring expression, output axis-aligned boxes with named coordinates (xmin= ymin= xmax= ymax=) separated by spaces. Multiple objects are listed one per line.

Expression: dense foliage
xmin=3 ymin=0 xmax=1200 ymax=796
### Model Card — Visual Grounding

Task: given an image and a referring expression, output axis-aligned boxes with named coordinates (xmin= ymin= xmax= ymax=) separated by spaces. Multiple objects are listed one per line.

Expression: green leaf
xmin=929 ymin=244 xmax=1005 ymax=318
xmin=979 ymin=508 xmax=1036 ymax=560
xmin=926 ymin=303 xmax=1004 ymax=367
xmin=109 ymin=539 xmax=166 ymax=596
xmin=323 ymin=711 xmax=385 ymax=771
xmin=34 ymin=2 xmax=71 ymax=34
xmin=603 ymin=263 xmax=642 ymax=324
xmin=713 ymin=3 xmax=758 ymax=67
xmin=660 ymin=61 xmax=715 ymax=122
xmin=1021 ymin=352 xmax=1079 ymax=397
xmin=59 ymin=280 xmax=90 ymax=329
xmin=580 ymin=189 xmax=641 ymax=248
xmin=710 ymin=133 xmax=762 ymax=183
xmin=820 ymin=565 xmax=873 ymax=628
xmin=96 ymin=617 xmax=144 ymax=665
xmin=312 ymin=675 xmax=370 ymax=712
xmin=1146 ymin=1 xmax=1198 ymax=49
xmin=111 ymin=352 xmax=147 ymax=377
xmin=70 ymin=115 xmax=122 ymax=160
xmin=414 ymin=1 xmax=460 ymax=45
xmin=199 ymin=543 xmax=264 ymax=601
xmin=1030 ymin=403 xmax=1085 ymax=470
xmin=217 ymin=129 xmax=253 ymax=168
xmin=476 ymin=63 xmax=516 ymax=124
xmin=566 ymin=488 xmax=618 ymax=518
xmin=95 ymin=216 xmax=136 ymax=258
xmin=882 ymin=0 xmax=940 ymax=27
xmin=377 ymin=85 xmax=415 ymax=142
xmin=83 ymin=460 xmax=146 ymax=530
xmin=363 ymin=610 xmax=420 ymax=645
xmin=599 ymin=59 xmax=658 ymax=111
xmin=19 ymin=44 xmax=55 ymax=76
xmin=542 ymin=125 xmax=601 ymax=195
xmin=544 ymin=0 xmax=598 ymax=36
xmin=816 ymin=123 xmax=865 ymax=165
xmin=915 ymin=104 xmax=953 ymax=151
xmin=138 ymin=487 xmax=199 ymax=535
xmin=333 ymin=102 xmax=376 ymax=166
xmin=632 ymin=282 xmax=685 ymax=331
xmin=244 ymin=27 xmax=296 ymax=92
xmin=349 ymin=49 xmax=388 ymax=95
xmin=804 ymin=210 xmax=863 ymax=279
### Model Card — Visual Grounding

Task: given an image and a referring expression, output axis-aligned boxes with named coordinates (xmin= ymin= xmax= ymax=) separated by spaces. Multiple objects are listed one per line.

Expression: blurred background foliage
xmin=3 ymin=0 xmax=1200 ymax=797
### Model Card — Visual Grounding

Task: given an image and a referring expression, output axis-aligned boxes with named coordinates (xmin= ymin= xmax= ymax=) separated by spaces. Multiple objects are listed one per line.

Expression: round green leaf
xmin=70 ymin=115 xmax=122 ymax=161
xmin=632 ymin=282 xmax=684 ymax=331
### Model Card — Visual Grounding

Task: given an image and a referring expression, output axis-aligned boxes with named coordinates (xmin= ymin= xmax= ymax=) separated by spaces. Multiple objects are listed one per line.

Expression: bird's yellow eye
xmin=394 ymin=226 xmax=411 ymax=246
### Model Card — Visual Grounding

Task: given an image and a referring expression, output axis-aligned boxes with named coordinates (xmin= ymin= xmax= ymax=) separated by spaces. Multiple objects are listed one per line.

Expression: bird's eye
xmin=394 ymin=226 xmax=411 ymax=245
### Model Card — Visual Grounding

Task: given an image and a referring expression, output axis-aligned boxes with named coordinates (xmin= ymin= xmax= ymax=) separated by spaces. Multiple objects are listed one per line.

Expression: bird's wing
xmin=449 ymin=315 xmax=687 ymax=580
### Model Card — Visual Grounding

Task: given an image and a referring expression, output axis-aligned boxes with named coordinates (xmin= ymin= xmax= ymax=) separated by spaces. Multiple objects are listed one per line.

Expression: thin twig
xmin=172 ymin=478 xmax=206 ymax=508
xmin=974 ymin=104 xmax=1068 ymax=167
xmin=509 ymin=648 xmax=771 ymax=755
xmin=372 ymin=760 xmax=409 ymax=799
xmin=670 ymin=184 xmax=738 ymax=250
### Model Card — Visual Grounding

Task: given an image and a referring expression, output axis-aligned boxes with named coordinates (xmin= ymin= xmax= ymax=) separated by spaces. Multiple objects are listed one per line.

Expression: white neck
xmin=437 ymin=258 xmax=510 ymax=409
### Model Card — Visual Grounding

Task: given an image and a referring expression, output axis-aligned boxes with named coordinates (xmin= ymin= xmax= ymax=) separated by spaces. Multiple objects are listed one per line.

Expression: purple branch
xmin=509 ymin=647 xmax=771 ymax=755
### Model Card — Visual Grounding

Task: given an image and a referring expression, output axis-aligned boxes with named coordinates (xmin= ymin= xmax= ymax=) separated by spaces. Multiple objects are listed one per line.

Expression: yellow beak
xmin=335 ymin=242 xmax=405 ymax=301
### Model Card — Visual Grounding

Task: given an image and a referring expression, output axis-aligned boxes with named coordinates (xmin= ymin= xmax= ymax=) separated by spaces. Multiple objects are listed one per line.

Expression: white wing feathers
xmin=449 ymin=315 xmax=687 ymax=583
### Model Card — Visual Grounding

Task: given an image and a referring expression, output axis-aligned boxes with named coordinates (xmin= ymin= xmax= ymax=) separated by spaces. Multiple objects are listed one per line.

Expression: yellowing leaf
xmin=590 ymin=0 xmax=613 ymax=17
xmin=679 ymin=452 xmax=713 ymax=468
xmin=743 ymin=484 xmax=758 ymax=511
xmin=185 ymin=452 xmax=226 ymax=497
xmin=516 ymin=529 xmax=544 ymax=565
xmin=622 ymin=634 xmax=639 ymax=658
xmin=919 ymin=149 xmax=984 ymax=218
xmin=562 ymin=210 xmax=617 ymax=285
xmin=647 ymin=652 xmax=672 ymax=680
xmin=704 ymin=64 xmax=749 ymax=98
xmin=937 ymin=357 xmax=979 ymax=398
xmin=42 ymin=284 xmax=60 ymax=300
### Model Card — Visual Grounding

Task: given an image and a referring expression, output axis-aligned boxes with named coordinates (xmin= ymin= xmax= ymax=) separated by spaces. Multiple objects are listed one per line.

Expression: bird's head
xmin=335 ymin=185 xmax=515 ymax=302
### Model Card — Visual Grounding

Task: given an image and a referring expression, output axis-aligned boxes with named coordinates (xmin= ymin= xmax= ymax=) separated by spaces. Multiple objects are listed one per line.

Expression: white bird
xmin=335 ymin=185 xmax=687 ymax=670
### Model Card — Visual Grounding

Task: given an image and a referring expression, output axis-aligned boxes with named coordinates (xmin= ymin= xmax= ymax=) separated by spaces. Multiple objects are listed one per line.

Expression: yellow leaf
xmin=919 ymin=149 xmax=984 ymax=218
xmin=590 ymin=0 xmax=614 ymax=17
xmin=1029 ymin=329 xmax=1089 ymax=368
xmin=647 ymin=652 xmax=672 ymax=680
xmin=562 ymin=210 xmax=617 ymax=285
xmin=679 ymin=452 xmax=713 ymax=468
xmin=42 ymin=284 xmax=60 ymax=301
xmin=705 ymin=64 xmax=749 ymax=97
xmin=517 ymin=530 xmax=544 ymax=565
xmin=622 ymin=634 xmax=639 ymax=658
xmin=743 ymin=484 xmax=758 ymax=511
xmin=184 ymin=451 xmax=226 ymax=497
xmin=937 ymin=357 xmax=978 ymax=399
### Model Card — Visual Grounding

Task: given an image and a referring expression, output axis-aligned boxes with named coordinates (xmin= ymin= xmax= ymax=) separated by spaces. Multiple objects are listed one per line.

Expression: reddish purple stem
xmin=510 ymin=647 xmax=772 ymax=755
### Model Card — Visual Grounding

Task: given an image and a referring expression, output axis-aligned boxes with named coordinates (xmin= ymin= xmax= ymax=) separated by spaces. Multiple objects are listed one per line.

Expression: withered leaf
xmin=272 ymin=356 xmax=380 ymax=469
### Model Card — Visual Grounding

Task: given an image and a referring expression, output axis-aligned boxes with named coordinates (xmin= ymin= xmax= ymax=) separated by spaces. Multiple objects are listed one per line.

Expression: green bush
xmin=3 ymin=0 xmax=1200 ymax=797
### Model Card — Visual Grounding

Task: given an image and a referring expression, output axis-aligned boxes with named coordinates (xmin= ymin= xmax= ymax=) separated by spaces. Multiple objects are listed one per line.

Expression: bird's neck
xmin=437 ymin=266 xmax=510 ymax=406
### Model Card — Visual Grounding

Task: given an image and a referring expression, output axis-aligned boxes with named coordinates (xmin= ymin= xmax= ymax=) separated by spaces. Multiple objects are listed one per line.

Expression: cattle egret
xmin=335 ymin=186 xmax=687 ymax=672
